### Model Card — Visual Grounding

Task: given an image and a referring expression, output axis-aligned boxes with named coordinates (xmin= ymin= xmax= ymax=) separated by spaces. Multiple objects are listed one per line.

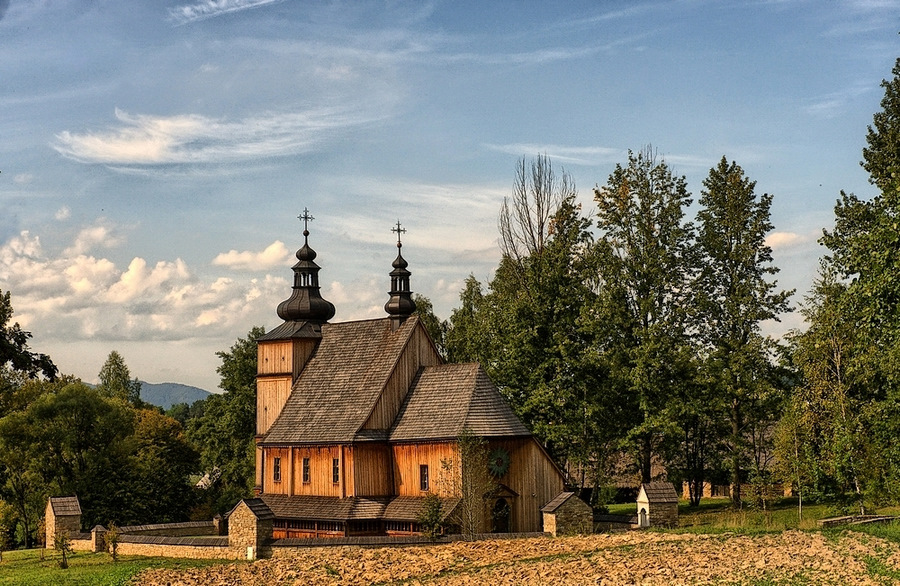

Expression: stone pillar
xmin=213 ymin=513 xmax=227 ymax=536
xmin=227 ymin=500 xmax=273 ymax=560
xmin=91 ymin=525 xmax=107 ymax=553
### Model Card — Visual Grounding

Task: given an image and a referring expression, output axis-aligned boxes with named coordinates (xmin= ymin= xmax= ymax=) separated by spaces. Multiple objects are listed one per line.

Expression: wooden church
xmin=252 ymin=212 xmax=565 ymax=538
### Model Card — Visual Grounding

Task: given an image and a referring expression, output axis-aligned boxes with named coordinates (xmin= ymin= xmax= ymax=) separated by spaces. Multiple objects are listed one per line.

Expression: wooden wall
xmin=392 ymin=442 xmax=458 ymax=497
xmin=362 ymin=325 xmax=441 ymax=431
xmin=352 ymin=443 xmax=393 ymax=497
xmin=488 ymin=438 xmax=565 ymax=533
xmin=262 ymin=446 xmax=347 ymax=497
xmin=256 ymin=376 xmax=292 ymax=436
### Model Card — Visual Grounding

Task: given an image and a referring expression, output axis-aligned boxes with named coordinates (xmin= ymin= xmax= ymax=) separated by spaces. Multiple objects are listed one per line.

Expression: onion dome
xmin=275 ymin=208 xmax=335 ymax=324
xmin=384 ymin=221 xmax=416 ymax=329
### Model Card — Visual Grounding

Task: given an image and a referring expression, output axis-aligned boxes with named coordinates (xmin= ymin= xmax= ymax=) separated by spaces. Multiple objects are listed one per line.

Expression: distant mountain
xmin=140 ymin=381 xmax=213 ymax=410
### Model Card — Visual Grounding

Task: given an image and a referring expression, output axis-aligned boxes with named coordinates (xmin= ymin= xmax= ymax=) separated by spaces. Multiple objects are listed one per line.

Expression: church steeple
xmin=275 ymin=208 xmax=336 ymax=326
xmin=384 ymin=220 xmax=416 ymax=331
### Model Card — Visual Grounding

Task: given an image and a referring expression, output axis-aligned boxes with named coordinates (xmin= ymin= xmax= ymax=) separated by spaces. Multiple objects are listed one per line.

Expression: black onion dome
xmin=384 ymin=223 xmax=416 ymax=322
xmin=276 ymin=226 xmax=335 ymax=324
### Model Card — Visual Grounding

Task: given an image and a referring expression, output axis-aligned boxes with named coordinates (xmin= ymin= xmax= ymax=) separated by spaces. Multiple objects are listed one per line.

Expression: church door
xmin=492 ymin=498 xmax=510 ymax=533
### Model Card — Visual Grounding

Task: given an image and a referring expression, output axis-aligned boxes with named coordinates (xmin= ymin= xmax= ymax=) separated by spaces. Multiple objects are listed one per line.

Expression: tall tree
xmin=480 ymin=156 xmax=601 ymax=471
xmin=445 ymin=275 xmax=489 ymax=365
xmin=0 ymin=289 xmax=56 ymax=382
xmin=593 ymin=147 xmax=695 ymax=483
xmin=97 ymin=351 xmax=142 ymax=405
xmin=188 ymin=326 xmax=263 ymax=513
xmin=693 ymin=157 xmax=793 ymax=506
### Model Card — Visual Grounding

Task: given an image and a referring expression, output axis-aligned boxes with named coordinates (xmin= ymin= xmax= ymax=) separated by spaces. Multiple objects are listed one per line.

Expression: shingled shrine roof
xmin=389 ymin=363 xmax=530 ymax=441
xmin=261 ymin=316 xmax=421 ymax=445
xmin=638 ymin=482 xmax=679 ymax=504
xmin=49 ymin=496 xmax=82 ymax=517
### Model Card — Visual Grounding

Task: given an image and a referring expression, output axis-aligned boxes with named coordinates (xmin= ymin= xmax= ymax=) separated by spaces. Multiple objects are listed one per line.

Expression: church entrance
xmin=492 ymin=498 xmax=510 ymax=533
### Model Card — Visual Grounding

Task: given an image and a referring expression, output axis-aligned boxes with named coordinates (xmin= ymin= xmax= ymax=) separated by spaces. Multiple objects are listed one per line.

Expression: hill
xmin=140 ymin=381 xmax=212 ymax=409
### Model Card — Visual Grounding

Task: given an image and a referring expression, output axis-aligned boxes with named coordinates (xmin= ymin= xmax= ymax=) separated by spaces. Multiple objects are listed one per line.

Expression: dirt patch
xmin=135 ymin=530 xmax=899 ymax=585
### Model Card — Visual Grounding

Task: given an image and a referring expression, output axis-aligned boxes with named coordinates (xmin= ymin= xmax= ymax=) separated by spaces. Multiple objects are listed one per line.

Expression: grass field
xmin=0 ymin=548 xmax=231 ymax=586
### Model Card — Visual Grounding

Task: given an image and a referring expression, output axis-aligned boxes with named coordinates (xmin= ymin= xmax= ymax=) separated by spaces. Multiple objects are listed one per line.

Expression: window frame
xmin=419 ymin=464 xmax=429 ymax=492
xmin=332 ymin=457 xmax=340 ymax=484
xmin=302 ymin=457 xmax=310 ymax=484
xmin=273 ymin=457 xmax=282 ymax=482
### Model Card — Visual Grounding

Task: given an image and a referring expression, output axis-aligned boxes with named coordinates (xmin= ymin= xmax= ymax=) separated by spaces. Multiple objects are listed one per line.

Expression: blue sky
xmin=1 ymin=0 xmax=898 ymax=391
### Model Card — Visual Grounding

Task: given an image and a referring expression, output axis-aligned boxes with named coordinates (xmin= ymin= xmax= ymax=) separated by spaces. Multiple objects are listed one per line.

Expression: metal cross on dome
xmin=298 ymin=208 xmax=314 ymax=237
xmin=392 ymin=220 xmax=406 ymax=248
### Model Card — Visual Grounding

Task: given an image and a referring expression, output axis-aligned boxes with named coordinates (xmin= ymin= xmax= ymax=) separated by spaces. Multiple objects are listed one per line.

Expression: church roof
xmin=260 ymin=494 xmax=460 ymax=523
xmin=261 ymin=316 xmax=421 ymax=445
xmin=389 ymin=363 xmax=531 ymax=441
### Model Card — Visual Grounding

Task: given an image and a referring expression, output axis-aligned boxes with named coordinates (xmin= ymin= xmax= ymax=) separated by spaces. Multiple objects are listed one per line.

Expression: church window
xmin=273 ymin=457 xmax=282 ymax=482
xmin=419 ymin=464 xmax=429 ymax=491
xmin=332 ymin=458 xmax=340 ymax=483
xmin=302 ymin=457 xmax=310 ymax=483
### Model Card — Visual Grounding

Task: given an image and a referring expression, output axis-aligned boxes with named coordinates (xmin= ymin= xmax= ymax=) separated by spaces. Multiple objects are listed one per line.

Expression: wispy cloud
xmin=168 ymin=0 xmax=283 ymax=25
xmin=485 ymin=143 xmax=624 ymax=166
xmin=53 ymin=107 xmax=382 ymax=167
xmin=212 ymin=240 xmax=292 ymax=271
xmin=765 ymin=231 xmax=807 ymax=250
xmin=805 ymin=83 xmax=871 ymax=118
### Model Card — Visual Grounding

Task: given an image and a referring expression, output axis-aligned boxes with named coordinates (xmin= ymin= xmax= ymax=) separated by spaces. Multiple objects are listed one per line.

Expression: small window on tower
xmin=273 ymin=457 xmax=282 ymax=482
xmin=302 ymin=457 xmax=310 ymax=483
xmin=419 ymin=464 xmax=429 ymax=491
xmin=332 ymin=458 xmax=340 ymax=484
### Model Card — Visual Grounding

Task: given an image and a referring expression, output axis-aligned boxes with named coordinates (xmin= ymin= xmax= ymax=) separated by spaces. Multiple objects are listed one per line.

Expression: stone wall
xmin=542 ymin=497 xmax=592 ymax=537
xmin=650 ymin=503 xmax=678 ymax=528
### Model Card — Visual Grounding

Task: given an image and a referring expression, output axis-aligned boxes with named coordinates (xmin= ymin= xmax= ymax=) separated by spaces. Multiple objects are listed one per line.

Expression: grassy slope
xmin=0 ymin=549 xmax=230 ymax=586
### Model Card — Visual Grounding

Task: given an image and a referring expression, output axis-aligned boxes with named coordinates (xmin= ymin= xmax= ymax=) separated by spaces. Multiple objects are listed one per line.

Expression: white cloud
xmin=0 ymin=228 xmax=287 ymax=343
xmin=55 ymin=206 xmax=71 ymax=221
xmin=485 ymin=143 xmax=624 ymax=166
xmin=212 ymin=240 xmax=292 ymax=271
xmin=168 ymin=0 xmax=284 ymax=25
xmin=766 ymin=231 xmax=806 ymax=250
xmin=13 ymin=173 xmax=33 ymax=184
xmin=53 ymin=107 xmax=382 ymax=167
xmin=64 ymin=223 xmax=123 ymax=256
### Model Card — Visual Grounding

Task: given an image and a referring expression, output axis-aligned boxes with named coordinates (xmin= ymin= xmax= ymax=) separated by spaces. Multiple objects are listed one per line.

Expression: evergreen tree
xmin=97 ymin=351 xmax=142 ymax=405
xmin=0 ymin=289 xmax=56 ymax=382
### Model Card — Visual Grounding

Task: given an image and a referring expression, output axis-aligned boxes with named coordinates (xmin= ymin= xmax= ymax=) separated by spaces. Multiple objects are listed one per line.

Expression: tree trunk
xmin=730 ymin=402 xmax=742 ymax=508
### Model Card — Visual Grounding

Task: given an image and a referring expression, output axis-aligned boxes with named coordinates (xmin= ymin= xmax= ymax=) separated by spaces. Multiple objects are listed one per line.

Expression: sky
xmin=1 ymin=0 xmax=898 ymax=392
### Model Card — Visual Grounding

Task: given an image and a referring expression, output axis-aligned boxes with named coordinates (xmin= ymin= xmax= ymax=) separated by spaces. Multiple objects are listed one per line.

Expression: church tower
xmin=384 ymin=221 xmax=417 ymax=331
xmin=255 ymin=209 xmax=334 ymax=490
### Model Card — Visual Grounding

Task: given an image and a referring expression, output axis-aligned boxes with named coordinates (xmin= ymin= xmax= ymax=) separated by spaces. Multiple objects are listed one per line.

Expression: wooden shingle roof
xmin=231 ymin=498 xmax=275 ymax=520
xmin=260 ymin=494 xmax=460 ymax=523
xmin=49 ymin=496 xmax=81 ymax=516
xmin=540 ymin=491 xmax=577 ymax=513
xmin=389 ymin=363 xmax=530 ymax=441
xmin=638 ymin=482 xmax=679 ymax=504
xmin=261 ymin=317 xmax=420 ymax=445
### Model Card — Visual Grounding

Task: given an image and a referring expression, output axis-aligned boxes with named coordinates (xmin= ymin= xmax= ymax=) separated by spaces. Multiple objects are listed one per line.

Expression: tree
xmin=447 ymin=429 xmax=495 ymax=539
xmin=412 ymin=294 xmax=446 ymax=358
xmin=188 ymin=326 xmax=263 ymax=513
xmin=692 ymin=157 xmax=793 ymax=507
xmin=0 ymin=289 xmax=56 ymax=381
xmin=97 ymin=351 xmax=142 ymax=405
xmin=862 ymin=57 xmax=900 ymax=193
xmin=476 ymin=156 xmax=604 ymax=475
xmin=593 ymin=146 xmax=695 ymax=483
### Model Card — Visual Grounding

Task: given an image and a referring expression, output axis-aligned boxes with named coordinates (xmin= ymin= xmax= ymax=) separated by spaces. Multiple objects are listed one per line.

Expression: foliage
xmin=416 ymin=492 xmax=444 ymax=540
xmin=444 ymin=428 xmax=496 ymax=539
xmin=412 ymin=294 xmax=447 ymax=358
xmin=105 ymin=522 xmax=120 ymax=563
xmin=692 ymin=156 xmax=793 ymax=506
xmin=96 ymin=351 xmax=142 ymax=405
xmin=0 ymin=289 xmax=56 ymax=382
xmin=593 ymin=146 xmax=695 ymax=483
xmin=54 ymin=530 xmax=72 ymax=569
xmin=187 ymin=326 xmax=263 ymax=514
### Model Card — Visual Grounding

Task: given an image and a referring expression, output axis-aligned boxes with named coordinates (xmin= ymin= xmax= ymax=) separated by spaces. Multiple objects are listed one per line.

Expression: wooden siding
xmin=487 ymin=438 xmax=565 ymax=533
xmin=352 ymin=443 xmax=393 ymax=497
xmin=256 ymin=376 xmax=292 ymax=436
xmin=262 ymin=446 xmax=347 ymax=497
xmin=362 ymin=325 xmax=441 ymax=431
xmin=257 ymin=339 xmax=317 ymax=378
xmin=392 ymin=442 xmax=458 ymax=497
